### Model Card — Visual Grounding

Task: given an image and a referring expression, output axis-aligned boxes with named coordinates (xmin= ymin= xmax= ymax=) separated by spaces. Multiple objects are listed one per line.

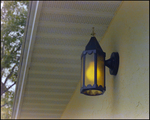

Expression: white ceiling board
xmin=13 ymin=1 xmax=122 ymax=119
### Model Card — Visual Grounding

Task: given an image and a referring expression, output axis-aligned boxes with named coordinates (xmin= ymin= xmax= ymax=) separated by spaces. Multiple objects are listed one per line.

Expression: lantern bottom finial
xmin=80 ymin=85 xmax=105 ymax=96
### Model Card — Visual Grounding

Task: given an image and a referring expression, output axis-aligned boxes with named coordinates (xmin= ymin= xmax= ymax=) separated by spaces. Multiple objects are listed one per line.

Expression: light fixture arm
xmin=105 ymin=52 xmax=119 ymax=75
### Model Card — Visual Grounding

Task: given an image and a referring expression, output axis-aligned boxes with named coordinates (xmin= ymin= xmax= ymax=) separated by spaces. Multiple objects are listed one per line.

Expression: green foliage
xmin=1 ymin=1 xmax=29 ymax=119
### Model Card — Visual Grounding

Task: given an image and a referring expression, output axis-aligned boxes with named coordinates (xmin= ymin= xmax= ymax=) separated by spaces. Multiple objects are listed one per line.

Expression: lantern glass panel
xmin=97 ymin=54 xmax=105 ymax=87
xmin=85 ymin=53 xmax=94 ymax=87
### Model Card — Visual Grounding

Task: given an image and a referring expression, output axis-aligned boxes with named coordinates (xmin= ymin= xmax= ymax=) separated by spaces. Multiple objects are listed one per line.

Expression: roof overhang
xmin=12 ymin=1 xmax=122 ymax=119
xmin=12 ymin=1 xmax=43 ymax=118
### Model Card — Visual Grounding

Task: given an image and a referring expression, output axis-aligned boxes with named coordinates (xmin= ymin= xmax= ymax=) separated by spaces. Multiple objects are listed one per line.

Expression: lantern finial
xmin=91 ymin=27 xmax=96 ymax=37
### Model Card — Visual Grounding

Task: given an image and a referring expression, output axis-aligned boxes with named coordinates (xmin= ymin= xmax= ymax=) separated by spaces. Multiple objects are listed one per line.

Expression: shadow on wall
xmin=108 ymin=38 xmax=121 ymax=117
xmin=112 ymin=74 xmax=120 ymax=113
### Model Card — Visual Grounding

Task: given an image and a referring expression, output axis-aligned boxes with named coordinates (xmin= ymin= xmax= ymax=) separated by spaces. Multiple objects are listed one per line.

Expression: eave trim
xmin=12 ymin=1 xmax=43 ymax=119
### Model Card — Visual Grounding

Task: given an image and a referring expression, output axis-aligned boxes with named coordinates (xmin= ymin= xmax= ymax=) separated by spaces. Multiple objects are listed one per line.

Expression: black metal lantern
xmin=80 ymin=27 xmax=119 ymax=96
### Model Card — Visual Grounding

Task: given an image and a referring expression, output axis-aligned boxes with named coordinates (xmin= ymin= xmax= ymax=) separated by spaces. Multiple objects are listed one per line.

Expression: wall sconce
xmin=80 ymin=27 xmax=119 ymax=96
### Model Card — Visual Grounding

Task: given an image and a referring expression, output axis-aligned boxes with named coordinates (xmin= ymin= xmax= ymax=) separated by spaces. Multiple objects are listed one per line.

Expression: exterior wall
xmin=61 ymin=1 xmax=149 ymax=119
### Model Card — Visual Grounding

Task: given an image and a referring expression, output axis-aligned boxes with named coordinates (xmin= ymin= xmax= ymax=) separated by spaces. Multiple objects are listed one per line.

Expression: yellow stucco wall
xmin=61 ymin=1 xmax=149 ymax=119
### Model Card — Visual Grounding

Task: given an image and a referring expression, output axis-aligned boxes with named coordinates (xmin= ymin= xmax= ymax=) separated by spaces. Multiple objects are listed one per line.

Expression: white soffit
xmin=12 ymin=1 xmax=122 ymax=119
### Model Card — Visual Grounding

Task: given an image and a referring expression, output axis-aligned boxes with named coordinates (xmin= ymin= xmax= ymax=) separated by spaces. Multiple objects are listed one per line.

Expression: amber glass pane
xmin=97 ymin=54 xmax=104 ymax=87
xmin=85 ymin=53 xmax=94 ymax=86
xmin=81 ymin=56 xmax=83 ymax=87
